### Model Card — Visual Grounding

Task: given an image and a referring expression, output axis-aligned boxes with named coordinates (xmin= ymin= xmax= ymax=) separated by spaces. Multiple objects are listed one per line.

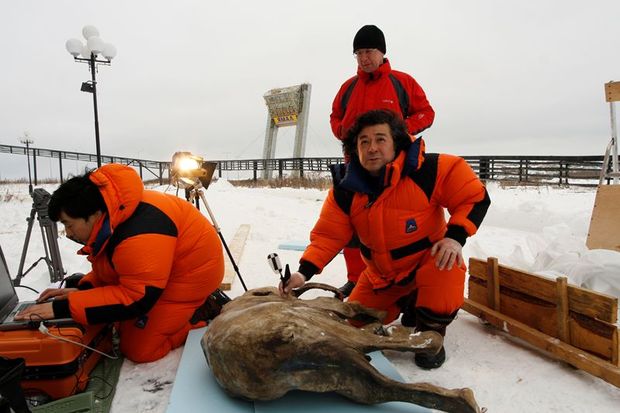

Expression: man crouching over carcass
xmin=280 ymin=109 xmax=490 ymax=370
xmin=15 ymin=164 xmax=225 ymax=363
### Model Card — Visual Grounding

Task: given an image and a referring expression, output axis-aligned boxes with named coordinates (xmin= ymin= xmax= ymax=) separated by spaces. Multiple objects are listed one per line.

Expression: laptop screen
xmin=0 ymin=245 xmax=19 ymax=322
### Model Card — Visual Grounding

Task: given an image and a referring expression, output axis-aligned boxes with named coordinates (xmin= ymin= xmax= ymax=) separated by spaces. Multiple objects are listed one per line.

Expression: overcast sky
xmin=2 ymin=0 xmax=620 ymax=179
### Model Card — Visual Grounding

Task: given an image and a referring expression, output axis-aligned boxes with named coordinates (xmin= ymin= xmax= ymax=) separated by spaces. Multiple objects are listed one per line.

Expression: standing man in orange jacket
xmin=281 ymin=110 xmax=490 ymax=369
xmin=331 ymin=25 xmax=435 ymax=297
xmin=16 ymin=164 xmax=225 ymax=363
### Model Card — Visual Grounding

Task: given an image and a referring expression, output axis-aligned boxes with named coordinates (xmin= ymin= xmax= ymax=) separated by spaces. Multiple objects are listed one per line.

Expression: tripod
xmin=14 ymin=188 xmax=66 ymax=286
xmin=185 ymin=184 xmax=248 ymax=292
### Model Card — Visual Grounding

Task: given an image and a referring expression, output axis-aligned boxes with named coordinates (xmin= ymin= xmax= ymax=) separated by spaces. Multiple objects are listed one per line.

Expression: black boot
xmin=413 ymin=307 xmax=457 ymax=370
xmin=415 ymin=346 xmax=446 ymax=370
xmin=190 ymin=288 xmax=232 ymax=324
xmin=337 ymin=280 xmax=356 ymax=298
xmin=398 ymin=291 xmax=418 ymax=327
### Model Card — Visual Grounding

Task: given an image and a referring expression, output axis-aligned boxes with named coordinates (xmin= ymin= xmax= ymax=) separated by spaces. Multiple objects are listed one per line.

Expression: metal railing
xmin=0 ymin=143 xmax=168 ymax=184
xmin=214 ymin=155 xmax=611 ymax=186
xmin=462 ymin=155 xmax=607 ymax=186
xmin=2 ymin=142 xmax=617 ymax=187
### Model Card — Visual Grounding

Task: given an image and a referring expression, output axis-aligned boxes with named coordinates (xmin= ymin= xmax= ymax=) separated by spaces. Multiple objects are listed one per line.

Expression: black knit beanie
xmin=353 ymin=25 xmax=386 ymax=54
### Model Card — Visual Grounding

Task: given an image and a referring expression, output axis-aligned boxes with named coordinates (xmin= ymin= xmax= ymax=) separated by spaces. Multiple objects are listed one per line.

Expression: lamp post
xmin=19 ymin=132 xmax=34 ymax=195
xmin=65 ymin=25 xmax=116 ymax=168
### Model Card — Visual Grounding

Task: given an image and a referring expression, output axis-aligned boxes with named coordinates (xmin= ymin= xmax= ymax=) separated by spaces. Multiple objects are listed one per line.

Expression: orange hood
xmin=88 ymin=164 xmax=144 ymax=230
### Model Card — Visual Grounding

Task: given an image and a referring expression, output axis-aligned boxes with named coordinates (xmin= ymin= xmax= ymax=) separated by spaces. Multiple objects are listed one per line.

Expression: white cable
xmin=38 ymin=323 xmax=118 ymax=360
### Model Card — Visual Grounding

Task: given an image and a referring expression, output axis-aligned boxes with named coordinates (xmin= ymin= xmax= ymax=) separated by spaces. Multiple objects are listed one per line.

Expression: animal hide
xmin=202 ymin=285 xmax=481 ymax=413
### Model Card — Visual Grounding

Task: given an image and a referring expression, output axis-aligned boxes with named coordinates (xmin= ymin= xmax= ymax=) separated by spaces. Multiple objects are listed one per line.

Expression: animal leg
xmin=340 ymin=324 xmax=444 ymax=356
xmin=329 ymin=352 xmax=481 ymax=413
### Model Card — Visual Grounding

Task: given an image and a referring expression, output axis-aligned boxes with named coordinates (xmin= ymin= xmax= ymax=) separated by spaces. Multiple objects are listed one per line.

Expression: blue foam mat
xmin=167 ymin=327 xmax=430 ymax=413
xmin=167 ymin=327 xmax=253 ymax=413
xmin=278 ymin=241 xmax=343 ymax=254
xmin=278 ymin=241 xmax=308 ymax=251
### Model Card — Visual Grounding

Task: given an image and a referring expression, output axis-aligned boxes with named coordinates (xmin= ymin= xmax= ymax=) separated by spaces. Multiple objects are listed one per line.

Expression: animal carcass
xmin=202 ymin=285 xmax=481 ymax=413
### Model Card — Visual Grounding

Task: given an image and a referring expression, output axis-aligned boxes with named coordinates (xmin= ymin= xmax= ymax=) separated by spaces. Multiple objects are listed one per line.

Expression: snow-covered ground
xmin=1 ymin=180 xmax=619 ymax=412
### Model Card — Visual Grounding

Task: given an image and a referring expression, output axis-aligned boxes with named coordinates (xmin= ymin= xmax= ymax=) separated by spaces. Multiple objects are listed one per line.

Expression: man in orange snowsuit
xmin=16 ymin=164 xmax=225 ymax=363
xmin=330 ymin=25 xmax=435 ymax=297
xmin=281 ymin=110 xmax=490 ymax=369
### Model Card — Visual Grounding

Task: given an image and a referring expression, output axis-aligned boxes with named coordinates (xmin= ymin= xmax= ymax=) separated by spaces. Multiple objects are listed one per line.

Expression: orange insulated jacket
xmin=55 ymin=164 xmax=223 ymax=325
xmin=301 ymin=139 xmax=490 ymax=290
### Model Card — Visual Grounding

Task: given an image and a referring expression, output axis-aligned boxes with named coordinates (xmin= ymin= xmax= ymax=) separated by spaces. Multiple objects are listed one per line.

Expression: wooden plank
xmin=587 ymin=185 xmax=620 ymax=253
xmin=486 ymin=257 xmax=500 ymax=310
xmin=556 ymin=277 xmax=570 ymax=343
xmin=469 ymin=278 xmax=618 ymax=362
xmin=605 ymin=81 xmax=620 ymax=102
xmin=613 ymin=328 xmax=619 ymax=366
xmin=469 ymin=258 xmax=617 ymax=323
xmin=569 ymin=283 xmax=618 ymax=324
xmin=220 ymin=224 xmax=251 ymax=291
xmin=470 ymin=258 xmax=556 ymax=302
xmin=568 ymin=313 xmax=618 ymax=361
xmin=461 ymin=298 xmax=620 ymax=388
xmin=469 ymin=279 xmax=558 ymax=336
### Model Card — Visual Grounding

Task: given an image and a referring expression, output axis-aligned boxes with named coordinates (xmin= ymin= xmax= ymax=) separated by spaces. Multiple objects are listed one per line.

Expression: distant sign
xmin=273 ymin=114 xmax=298 ymax=125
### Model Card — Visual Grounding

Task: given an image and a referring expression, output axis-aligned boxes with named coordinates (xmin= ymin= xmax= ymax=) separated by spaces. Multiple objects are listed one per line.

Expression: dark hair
xmin=48 ymin=172 xmax=107 ymax=221
xmin=343 ymin=109 xmax=411 ymax=159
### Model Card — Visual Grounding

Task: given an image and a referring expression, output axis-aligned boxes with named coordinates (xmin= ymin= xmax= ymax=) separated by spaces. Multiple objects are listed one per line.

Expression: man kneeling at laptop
xmin=15 ymin=164 xmax=225 ymax=363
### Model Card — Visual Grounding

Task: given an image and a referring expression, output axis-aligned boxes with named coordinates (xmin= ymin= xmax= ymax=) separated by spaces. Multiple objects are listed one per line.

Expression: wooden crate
xmin=463 ymin=257 xmax=620 ymax=388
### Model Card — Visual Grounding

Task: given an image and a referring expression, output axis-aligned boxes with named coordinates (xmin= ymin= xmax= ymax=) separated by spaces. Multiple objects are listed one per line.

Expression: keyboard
xmin=4 ymin=301 xmax=35 ymax=323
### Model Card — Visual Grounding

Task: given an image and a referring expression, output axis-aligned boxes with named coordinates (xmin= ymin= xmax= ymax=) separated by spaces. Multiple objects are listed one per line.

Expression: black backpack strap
xmin=408 ymin=153 xmax=439 ymax=202
xmin=389 ymin=74 xmax=410 ymax=119
xmin=334 ymin=186 xmax=355 ymax=215
xmin=329 ymin=164 xmax=355 ymax=215
xmin=340 ymin=77 xmax=359 ymax=114
xmin=105 ymin=202 xmax=178 ymax=269
xmin=341 ymin=75 xmax=409 ymax=120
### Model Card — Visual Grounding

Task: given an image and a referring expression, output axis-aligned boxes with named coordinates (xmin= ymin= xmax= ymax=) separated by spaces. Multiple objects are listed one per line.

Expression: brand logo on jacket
xmin=405 ymin=219 xmax=417 ymax=233
xmin=381 ymin=99 xmax=394 ymax=104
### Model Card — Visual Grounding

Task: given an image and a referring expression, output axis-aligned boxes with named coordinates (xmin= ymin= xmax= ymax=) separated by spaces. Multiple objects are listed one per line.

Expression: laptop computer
xmin=0 ymin=244 xmax=74 ymax=331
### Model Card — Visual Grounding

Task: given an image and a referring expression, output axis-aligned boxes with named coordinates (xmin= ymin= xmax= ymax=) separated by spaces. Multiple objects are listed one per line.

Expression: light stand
xmin=185 ymin=183 xmax=248 ymax=292
xmin=65 ymin=26 xmax=117 ymax=168
xmin=170 ymin=153 xmax=248 ymax=292
xmin=14 ymin=188 xmax=66 ymax=286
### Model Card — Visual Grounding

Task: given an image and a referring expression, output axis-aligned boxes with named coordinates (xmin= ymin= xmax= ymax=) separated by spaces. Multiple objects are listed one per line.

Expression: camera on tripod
xmin=31 ymin=189 xmax=52 ymax=218
xmin=14 ymin=188 xmax=66 ymax=286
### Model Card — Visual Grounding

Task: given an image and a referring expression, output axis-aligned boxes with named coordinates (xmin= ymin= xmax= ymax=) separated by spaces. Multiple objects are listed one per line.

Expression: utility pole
xmin=19 ymin=132 xmax=34 ymax=194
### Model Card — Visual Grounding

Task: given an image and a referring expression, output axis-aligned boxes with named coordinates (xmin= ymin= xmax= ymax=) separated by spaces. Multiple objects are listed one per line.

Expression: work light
xmin=170 ymin=152 xmax=216 ymax=190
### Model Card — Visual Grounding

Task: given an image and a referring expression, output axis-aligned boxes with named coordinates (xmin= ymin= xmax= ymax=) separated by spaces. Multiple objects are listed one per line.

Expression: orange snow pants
xmin=348 ymin=250 xmax=466 ymax=326
xmin=117 ymin=256 xmax=224 ymax=363
xmin=343 ymin=247 xmax=366 ymax=283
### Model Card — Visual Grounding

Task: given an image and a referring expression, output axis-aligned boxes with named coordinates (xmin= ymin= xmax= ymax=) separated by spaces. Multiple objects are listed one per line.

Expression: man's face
xmin=356 ymin=123 xmax=396 ymax=176
xmin=355 ymin=48 xmax=384 ymax=73
xmin=59 ymin=210 xmax=102 ymax=245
